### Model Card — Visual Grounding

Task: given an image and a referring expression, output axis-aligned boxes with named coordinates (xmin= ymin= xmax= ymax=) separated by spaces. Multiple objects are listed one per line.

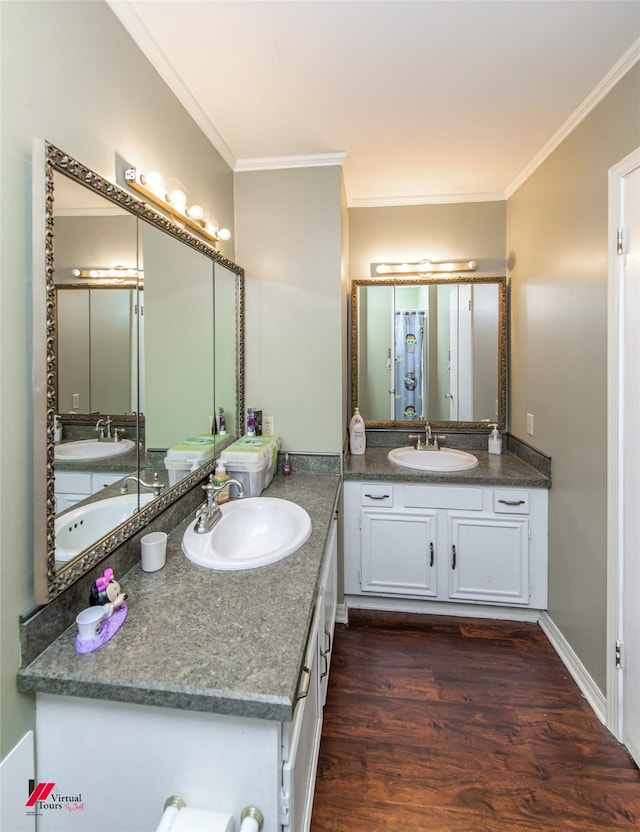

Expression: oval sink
xmin=388 ymin=446 xmax=479 ymax=472
xmin=182 ymin=497 xmax=312 ymax=571
xmin=55 ymin=492 xmax=154 ymax=562
xmin=55 ymin=438 xmax=135 ymax=462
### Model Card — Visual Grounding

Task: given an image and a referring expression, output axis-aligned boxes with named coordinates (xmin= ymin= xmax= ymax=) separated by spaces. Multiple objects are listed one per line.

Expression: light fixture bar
xmin=124 ymin=167 xmax=231 ymax=246
xmin=370 ymin=259 xmax=478 ymax=277
xmin=72 ymin=267 xmax=142 ymax=280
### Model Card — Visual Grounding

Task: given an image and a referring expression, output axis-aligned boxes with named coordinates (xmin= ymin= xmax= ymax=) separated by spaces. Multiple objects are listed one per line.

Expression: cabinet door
xmin=448 ymin=513 xmax=530 ymax=605
xmin=319 ymin=516 xmax=338 ymax=706
xmin=361 ymin=509 xmax=438 ymax=597
xmin=282 ymin=610 xmax=321 ymax=832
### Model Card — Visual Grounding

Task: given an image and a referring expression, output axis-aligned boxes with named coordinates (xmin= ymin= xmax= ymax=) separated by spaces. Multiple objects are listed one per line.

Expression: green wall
xmin=0 ymin=0 xmax=233 ymax=759
xmin=508 ymin=63 xmax=640 ymax=692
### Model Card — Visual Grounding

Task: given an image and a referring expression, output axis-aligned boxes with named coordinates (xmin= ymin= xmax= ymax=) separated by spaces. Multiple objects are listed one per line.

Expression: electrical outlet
xmin=526 ymin=413 xmax=534 ymax=436
xmin=72 ymin=393 xmax=80 ymax=410
xmin=263 ymin=416 xmax=275 ymax=436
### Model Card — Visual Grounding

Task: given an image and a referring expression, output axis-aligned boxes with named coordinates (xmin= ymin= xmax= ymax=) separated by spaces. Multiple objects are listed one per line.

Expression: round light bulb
xmin=71 ymin=268 xmax=81 ymax=277
xmin=168 ymin=189 xmax=187 ymax=213
xmin=217 ymin=227 xmax=231 ymax=242
xmin=143 ymin=171 xmax=165 ymax=197
xmin=188 ymin=204 xmax=204 ymax=221
xmin=205 ymin=221 xmax=217 ymax=236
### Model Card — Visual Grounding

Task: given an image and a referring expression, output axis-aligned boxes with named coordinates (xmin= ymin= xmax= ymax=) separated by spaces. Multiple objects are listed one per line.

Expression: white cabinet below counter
xmin=33 ymin=509 xmax=339 ymax=832
xmin=54 ymin=470 xmax=125 ymax=513
xmin=344 ymin=481 xmax=548 ymax=611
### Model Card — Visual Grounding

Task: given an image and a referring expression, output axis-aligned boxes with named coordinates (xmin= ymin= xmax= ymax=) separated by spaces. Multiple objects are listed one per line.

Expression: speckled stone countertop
xmin=345 ymin=447 xmax=550 ymax=488
xmin=17 ymin=472 xmax=341 ymax=723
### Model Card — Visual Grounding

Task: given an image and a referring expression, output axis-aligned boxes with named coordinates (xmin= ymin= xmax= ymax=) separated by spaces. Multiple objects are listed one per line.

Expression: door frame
xmin=606 ymin=146 xmax=640 ymax=741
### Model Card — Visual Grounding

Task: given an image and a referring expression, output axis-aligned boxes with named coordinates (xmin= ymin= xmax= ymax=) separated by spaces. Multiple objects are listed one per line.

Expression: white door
xmin=608 ymin=148 xmax=640 ymax=766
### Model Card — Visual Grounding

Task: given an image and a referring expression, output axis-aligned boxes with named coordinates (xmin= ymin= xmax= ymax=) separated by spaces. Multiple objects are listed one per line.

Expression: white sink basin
xmin=55 ymin=492 xmax=154 ymax=562
xmin=55 ymin=438 xmax=135 ymax=462
xmin=388 ymin=446 xmax=479 ymax=472
xmin=182 ymin=497 xmax=312 ymax=571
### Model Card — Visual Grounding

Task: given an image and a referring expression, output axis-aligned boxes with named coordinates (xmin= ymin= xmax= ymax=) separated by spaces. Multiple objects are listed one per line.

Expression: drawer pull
xmin=451 ymin=544 xmax=457 ymax=570
xmin=296 ymin=665 xmax=311 ymax=701
xmin=364 ymin=493 xmax=391 ymax=500
xmin=429 ymin=541 xmax=434 ymax=568
xmin=498 ymin=499 xmax=526 ymax=506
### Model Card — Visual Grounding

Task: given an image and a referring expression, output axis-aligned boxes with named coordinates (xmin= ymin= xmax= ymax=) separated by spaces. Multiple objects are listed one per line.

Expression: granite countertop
xmin=18 ymin=472 xmax=341 ymax=723
xmin=345 ymin=447 xmax=550 ymax=488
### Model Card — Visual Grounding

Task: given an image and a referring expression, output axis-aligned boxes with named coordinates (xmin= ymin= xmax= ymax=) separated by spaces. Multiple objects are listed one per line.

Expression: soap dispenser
xmin=212 ymin=459 xmax=230 ymax=503
xmin=488 ymin=423 xmax=502 ymax=455
xmin=349 ymin=408 xmax=366 ymax=455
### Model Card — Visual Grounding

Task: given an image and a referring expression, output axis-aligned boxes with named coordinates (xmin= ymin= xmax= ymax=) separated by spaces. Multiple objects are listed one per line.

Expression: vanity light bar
xmin=72 ymin=267 xmax=142 ymax=280
xmin=124 ymin=167 xmax=231 ymax=246
xmin=370 ymin=259 xmax=478 ymax=277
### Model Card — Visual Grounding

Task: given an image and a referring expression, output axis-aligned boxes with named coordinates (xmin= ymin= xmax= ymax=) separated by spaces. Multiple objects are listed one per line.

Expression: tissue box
xmin=220 ymin=435 xmax=280 ymax=497
xmin=164 ymin=435 xmax=217 ymax=486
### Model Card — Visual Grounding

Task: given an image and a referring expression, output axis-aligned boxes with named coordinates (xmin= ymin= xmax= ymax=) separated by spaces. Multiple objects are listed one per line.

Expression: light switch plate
xmin=526 ymin=413 xmax=534 ymax=435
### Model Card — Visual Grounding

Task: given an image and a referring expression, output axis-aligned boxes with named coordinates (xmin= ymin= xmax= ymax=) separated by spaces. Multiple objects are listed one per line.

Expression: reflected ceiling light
xmin=71 ymin=266 xmax=142 ymax=281
xmin=124 ymin=167 xmax=231 ymax=246
xmin=370 ymin=259 xmax=477 ymax=278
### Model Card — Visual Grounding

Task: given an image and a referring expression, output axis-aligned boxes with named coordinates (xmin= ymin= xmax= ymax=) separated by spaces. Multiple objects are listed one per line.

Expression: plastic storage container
xmin=164 ymin=435 xmax=217 ymax=486
xmin=220 ymin=435 xmax=280 ymax=497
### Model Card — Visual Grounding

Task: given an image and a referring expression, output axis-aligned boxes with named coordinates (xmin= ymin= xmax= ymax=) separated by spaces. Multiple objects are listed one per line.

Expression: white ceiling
xmin=109 ymin=0 xmax=640 ymax=206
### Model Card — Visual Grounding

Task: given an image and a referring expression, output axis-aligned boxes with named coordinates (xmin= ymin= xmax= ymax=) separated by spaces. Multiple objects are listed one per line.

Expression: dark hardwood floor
xmin=310 ymin=610 xmax=640 ymax=832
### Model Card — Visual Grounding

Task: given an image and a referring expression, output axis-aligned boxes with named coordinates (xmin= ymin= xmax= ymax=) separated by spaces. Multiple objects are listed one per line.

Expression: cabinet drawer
xmin=404 ymin=485 xmax=483 ymax=511
xmin=55 ymin=472 xmax=92 ymax=494
xmin=91 ymin=472 xmax=124 ymax=493
xmin=494 ymin=489 xmax=530 ymax=514
xmin=361 ymin=484 xmax=394 ymax=506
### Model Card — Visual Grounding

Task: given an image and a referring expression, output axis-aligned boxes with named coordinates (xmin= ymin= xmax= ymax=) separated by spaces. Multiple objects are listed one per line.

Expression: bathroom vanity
xmin=18 ymin=472 xmax=340 ymax=832
xmin=344 ymin=446 xmax=550 ymax=615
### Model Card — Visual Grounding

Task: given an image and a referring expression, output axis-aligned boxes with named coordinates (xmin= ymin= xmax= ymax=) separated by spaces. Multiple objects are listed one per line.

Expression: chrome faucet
xmin=119 ymin=472 xmax=164 ymax=497
xmin=194 ymin=474 xmax=246 ymax=534
xmin=408 ymin=423 xmax=446 ymax=450
xmin=95 ymin=416 xmax=113 ymax=440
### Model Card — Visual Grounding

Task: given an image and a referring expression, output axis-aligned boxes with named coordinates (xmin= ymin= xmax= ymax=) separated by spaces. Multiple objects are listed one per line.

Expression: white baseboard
xmin=0 ymin=732 xmax=35 ymax=832
xmin=344 ymin=595 xmax=542 ymax=622
xmin=335 ymin=602 xmax=348 ymax=624
xmin=539 ymin=612 xmax=607 ymax=724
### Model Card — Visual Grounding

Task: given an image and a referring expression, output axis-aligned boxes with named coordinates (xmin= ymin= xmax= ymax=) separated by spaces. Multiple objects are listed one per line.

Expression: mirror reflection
xmin=352 ymin=276 xmax=506 ymax=427
xmin=35 ymin=144 xmax=244 ymax=602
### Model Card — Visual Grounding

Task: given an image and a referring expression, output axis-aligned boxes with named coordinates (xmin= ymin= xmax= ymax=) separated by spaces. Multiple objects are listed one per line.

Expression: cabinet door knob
xmin=451 ymin=545 xmax=457 ymax=570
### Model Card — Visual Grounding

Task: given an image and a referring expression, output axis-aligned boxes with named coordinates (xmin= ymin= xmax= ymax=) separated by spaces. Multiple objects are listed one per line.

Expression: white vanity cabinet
xmin=345 ymin=481 xmax=548 ymax=610
xmin=54 ymin=470 xmax=124 ymax=512
xmin=34 ymin=512 xmax=339 ymax=832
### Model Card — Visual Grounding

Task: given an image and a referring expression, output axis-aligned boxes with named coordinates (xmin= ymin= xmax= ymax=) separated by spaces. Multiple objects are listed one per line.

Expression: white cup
xmin=141 ymin=531 xmax=168 ymax=572
xmin=76 ymin=606 xmax=105 ymax=640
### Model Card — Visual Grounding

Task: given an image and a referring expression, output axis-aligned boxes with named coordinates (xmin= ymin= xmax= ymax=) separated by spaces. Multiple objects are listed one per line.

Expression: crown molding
xmin=235 ymin=152 xmax=347 ymax=173
xmin=106 ymin=0 xmax=237 ymax=171
xmin=505 ymin=38 xmax=640 ymax=199
xmin=349 ymin=191 xmax=506 ymax=208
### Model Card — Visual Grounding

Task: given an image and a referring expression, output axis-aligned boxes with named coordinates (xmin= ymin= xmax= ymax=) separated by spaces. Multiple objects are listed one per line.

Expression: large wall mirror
xmin=33 ymin=142 xmax=244 ymax=603
xmin=351 ymin=276 xmax=506 ymax=428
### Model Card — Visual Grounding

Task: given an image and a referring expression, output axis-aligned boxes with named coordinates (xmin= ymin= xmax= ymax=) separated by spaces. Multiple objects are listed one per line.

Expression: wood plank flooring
xmin=310 ymin=610 xmax=640 ymax=832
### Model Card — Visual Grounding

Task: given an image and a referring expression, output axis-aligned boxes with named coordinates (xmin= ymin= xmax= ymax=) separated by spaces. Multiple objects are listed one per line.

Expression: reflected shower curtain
xmin=394 ymin=310 xmax=425 ymax=420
